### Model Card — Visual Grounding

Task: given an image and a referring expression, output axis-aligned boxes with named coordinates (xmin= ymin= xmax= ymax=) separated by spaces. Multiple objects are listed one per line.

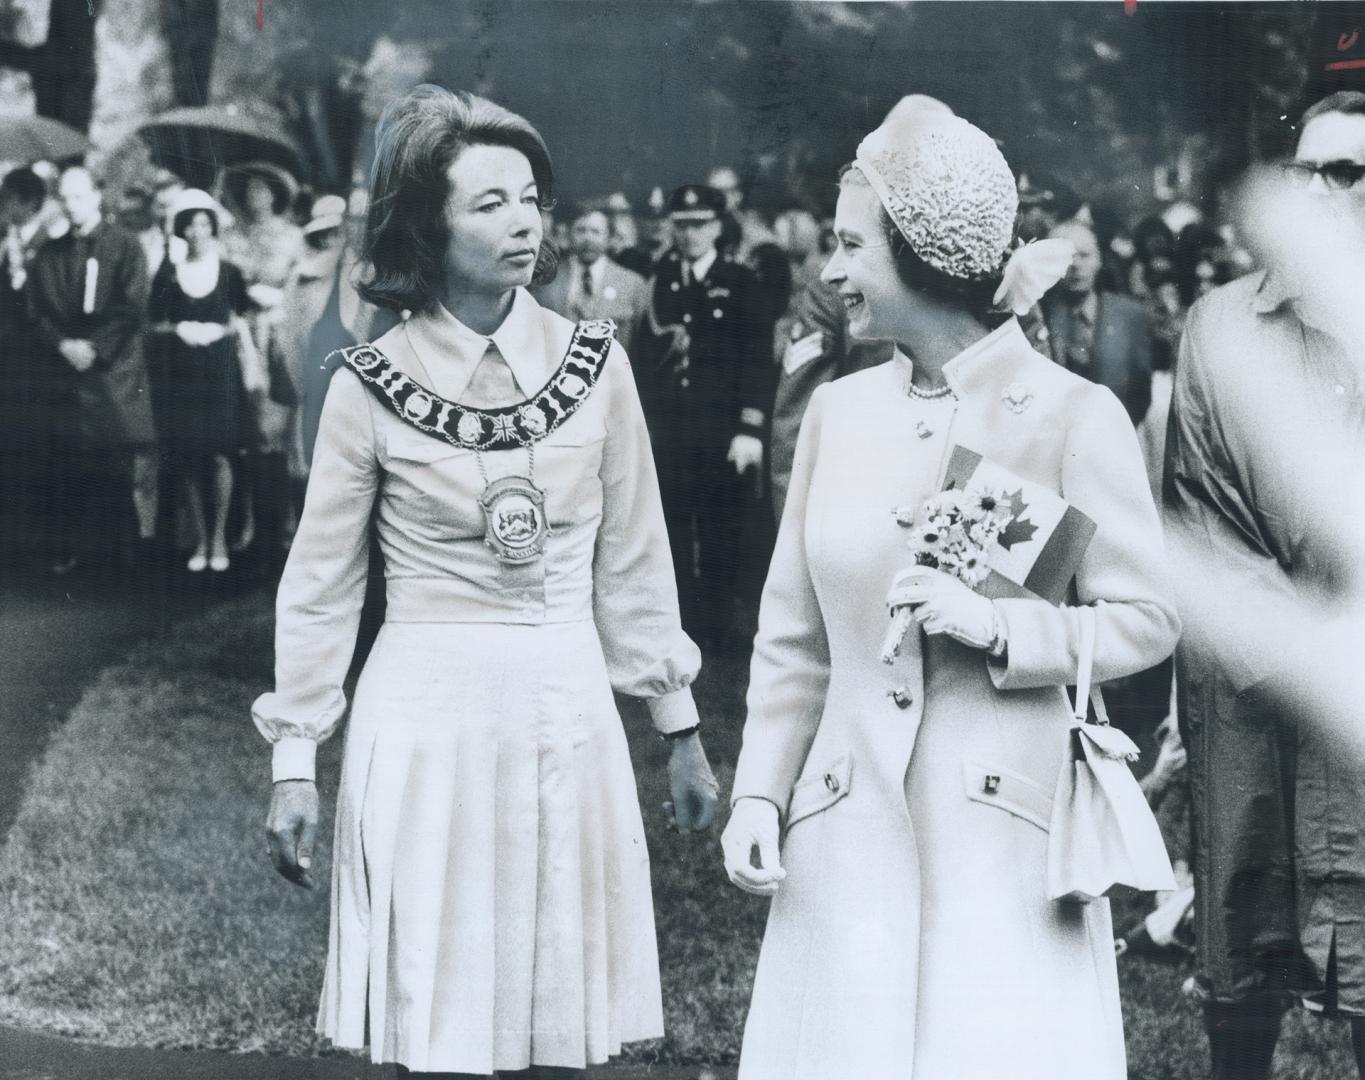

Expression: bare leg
xmin=181 ymin=474 xmax=207 ymax=570
xmin=210 ymin=453 xmax=233 ymax=565
xmin=130 ymin=448 xmax=159 ymax=540
xmin=231 ymin=454 xmax=256 ymax=552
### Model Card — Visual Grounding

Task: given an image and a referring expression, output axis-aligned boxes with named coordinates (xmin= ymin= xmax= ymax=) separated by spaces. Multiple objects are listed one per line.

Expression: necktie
xmin=580 ymin=262 xmax=594 ymax=299
xmin=464 ymin=342 xmax=520 ymax=408
xmin=681 ymin=260 xmax=691 ymax=287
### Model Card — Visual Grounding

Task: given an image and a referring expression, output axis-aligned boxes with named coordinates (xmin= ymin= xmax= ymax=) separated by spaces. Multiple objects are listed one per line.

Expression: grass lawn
xmin=0 ymin=592 xmax=1352 ymax=1076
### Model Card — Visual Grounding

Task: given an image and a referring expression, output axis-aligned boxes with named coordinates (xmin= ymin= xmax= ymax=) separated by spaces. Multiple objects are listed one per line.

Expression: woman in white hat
xmin=148 ymin=188 xmax=252 ymax=572
xmin=721 ymin=108 xmax=1181 ymax=1078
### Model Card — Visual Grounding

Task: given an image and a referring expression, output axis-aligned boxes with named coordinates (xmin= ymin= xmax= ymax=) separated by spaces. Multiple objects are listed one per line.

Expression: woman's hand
xmin=266 ymin=779 xmax=319 ymax=889
xmin=722 ymin=797 xmax=785 ymax=897
xmin=887 ymin=566 xmax=998 ymax=651
xmin=665 ymin=733 xmax=719 ymax=832
xmin=247 ymin=282 xmax=285 ymax=309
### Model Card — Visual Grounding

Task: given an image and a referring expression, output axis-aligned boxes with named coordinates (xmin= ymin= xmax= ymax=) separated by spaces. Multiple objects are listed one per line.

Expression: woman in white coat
xmin=721 ymin=108 xmax=1180 ymax=1079
xmin=254 ymin=86 xmax=718 ymax=1079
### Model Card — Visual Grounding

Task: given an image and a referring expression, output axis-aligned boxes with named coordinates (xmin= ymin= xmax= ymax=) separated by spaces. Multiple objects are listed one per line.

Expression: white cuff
xmin=646 ymin=686 xmax=702 ymax=736
xmin=272 ymin=736 xmax=318 ymax=783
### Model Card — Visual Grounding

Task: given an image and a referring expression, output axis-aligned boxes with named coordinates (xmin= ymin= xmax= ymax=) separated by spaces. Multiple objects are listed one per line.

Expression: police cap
xmin=667 ymin=184 xmax=725 ymax=222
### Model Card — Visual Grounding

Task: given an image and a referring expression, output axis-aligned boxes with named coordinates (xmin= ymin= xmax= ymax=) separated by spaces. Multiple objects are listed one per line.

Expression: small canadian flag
xmin=941 ymin=445 xmax=1096 ymax=605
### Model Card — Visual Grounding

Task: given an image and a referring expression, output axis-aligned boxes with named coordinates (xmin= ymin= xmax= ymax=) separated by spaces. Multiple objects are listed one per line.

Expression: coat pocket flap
xmin=786 ymin=753 xmax=853 ymax=828
xmin=962 ymin=759 xmax=1053 ymax=833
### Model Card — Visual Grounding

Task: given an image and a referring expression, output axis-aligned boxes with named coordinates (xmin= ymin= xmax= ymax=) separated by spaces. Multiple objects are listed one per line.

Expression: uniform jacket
xmin=732 ymin=319 xmax=1179 ymax=1079
xmin=1165 ymin=271 xmax=1365 ymax=1006
xmin=631 ymin=246 xmax=769 ymax=455
xmin=27 ymin=221 xmax=155 ymax=446
xmin=769 ymin=278 xmax=894 ymax=520
xmin=532 ymin=257 xmax=649 ymax=354
xmin=1043 ymin=288 xmax=1154 ymax=425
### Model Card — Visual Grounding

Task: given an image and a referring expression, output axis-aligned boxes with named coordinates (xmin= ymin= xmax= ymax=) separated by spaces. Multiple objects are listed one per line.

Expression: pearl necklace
xmin=904 ymin=379 xmax=954 ymax=400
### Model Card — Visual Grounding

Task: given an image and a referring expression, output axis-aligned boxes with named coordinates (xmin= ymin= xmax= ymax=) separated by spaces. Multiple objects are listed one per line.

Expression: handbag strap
xmin=1074 ymin=605 xmax=1096 ymax=725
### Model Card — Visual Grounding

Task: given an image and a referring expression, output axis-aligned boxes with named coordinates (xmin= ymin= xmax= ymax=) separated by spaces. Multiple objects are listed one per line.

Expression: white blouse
xmin=252 ymin=288 xmax=702 ymax=781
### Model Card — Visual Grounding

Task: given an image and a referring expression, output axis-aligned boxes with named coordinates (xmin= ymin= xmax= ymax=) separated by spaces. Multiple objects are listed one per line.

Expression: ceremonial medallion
xmin=479 ymin=475 xmax=550 ymax=563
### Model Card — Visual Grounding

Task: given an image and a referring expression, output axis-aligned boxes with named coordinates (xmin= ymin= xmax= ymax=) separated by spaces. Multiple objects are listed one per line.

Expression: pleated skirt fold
xmin=317 ymin=620 xmax=664 ymax=1074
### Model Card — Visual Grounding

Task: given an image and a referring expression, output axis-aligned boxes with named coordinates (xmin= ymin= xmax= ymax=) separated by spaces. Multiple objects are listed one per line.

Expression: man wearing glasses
xmin=1165 ymin=89 xmax=1365 ymax=1080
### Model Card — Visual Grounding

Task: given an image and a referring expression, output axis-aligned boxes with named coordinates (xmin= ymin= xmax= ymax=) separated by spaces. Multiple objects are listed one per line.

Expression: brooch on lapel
xmin=1002 ymin=383 xmax=1034 ymax=414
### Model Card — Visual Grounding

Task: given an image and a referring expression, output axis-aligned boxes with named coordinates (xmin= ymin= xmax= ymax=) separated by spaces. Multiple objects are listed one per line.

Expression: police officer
xmin=633 ymin=184 xmax=768 ymax=649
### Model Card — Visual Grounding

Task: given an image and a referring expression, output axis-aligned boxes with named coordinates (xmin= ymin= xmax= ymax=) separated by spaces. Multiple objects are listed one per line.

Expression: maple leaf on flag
xmin=997 ymin=488 xmax=1039 ymax=550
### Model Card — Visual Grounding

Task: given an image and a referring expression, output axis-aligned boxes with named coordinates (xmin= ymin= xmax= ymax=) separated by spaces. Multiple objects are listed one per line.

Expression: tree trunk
xmin=0 ymin=0 xmax=98 ymax=132
xmin=158 ymin=0 xmax=219 ymax=108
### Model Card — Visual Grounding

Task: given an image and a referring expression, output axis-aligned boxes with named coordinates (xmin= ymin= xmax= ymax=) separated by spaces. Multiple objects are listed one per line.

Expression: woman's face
xmin=443 ymin=144 xmax=543 ymax=299
xmin=820 ymin=177 xmax=906 ymax=341
xmin=245 ymin=177 xmax=275 ymax=218
xmin=183 ymin=211 xmax=215 ymax=257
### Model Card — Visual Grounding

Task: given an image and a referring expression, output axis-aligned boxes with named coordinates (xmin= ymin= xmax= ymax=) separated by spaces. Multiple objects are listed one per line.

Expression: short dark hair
xmin=172 ymin=207 xmax=220 ymax=239
xmin=359 ymin=84 xmax=558 ymax=313
xmin=840 ymin=164 xmax=1010 ymax=325
xmin=1300 ymin=90 xmax=1365 ymax=128
xmin=0 ymin=167 xmax=46 ymax=208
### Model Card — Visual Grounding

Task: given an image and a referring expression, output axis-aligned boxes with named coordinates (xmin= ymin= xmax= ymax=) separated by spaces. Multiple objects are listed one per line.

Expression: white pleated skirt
xmin=317 ymin=619 xmax=664 ymax=1074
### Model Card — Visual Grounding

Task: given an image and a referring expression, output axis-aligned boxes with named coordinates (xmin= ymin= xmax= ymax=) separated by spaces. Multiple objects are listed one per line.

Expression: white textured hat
xmin=854 ymin=111 xmax=1018 ymax=281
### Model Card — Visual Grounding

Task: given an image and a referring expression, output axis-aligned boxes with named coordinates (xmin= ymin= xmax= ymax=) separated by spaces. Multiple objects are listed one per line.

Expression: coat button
xmin=670 ymin=281 xmax=680 ymax=292
xmin=713 ymin=307 xmax=724 ymax=319
xmin=680 ymin=377 xmax=690 ymax=388
xmin=887 ymin=687 xmax=913 ymax=709
xmin=824 ymin=772 xmax=840 ymax=793
xmin=983 ymin=775 xmax=1001 ymax=795
xmin=682 ymin=313 xmax=692 ymax=324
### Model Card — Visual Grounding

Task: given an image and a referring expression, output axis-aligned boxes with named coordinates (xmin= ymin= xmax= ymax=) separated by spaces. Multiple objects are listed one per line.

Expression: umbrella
xmin=137 ymin=104 xmax=303 ymax=189
xmin=0 ymin=114 xmax=92 ymax=164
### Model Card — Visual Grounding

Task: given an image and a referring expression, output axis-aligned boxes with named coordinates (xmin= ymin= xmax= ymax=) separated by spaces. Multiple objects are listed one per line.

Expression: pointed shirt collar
xmin=401 ymin=287 xmax=547 ymax=402
xmin=894 ymin=318 xmax=1026 ymax=400
xmin=1250 ymin=268 xmax=1292 ymax=317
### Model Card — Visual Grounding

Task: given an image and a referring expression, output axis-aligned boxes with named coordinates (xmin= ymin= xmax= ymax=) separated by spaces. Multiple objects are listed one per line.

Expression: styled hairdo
xmin=1300 ymin=90 xmax=1365 ymax=127
xmin=839 ymin=165 xmax=1010 ymax=326
xmin=359 ymin=84 xmax=558 ymax=312
xmin=172 ymin=207 xmax=219 ymax=239
xmin=0 ymin=166 xmax=46 ymax=207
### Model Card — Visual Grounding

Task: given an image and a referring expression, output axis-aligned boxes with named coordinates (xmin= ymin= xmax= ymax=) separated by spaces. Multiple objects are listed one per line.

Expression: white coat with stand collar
xmin=731 ymin=318 xmax=1179 ymax=1080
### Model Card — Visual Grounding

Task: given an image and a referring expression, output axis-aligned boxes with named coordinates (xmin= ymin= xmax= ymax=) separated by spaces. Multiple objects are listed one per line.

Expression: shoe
xmin=187 ymin=552 xmax=207 ymax=573
xmin=209 ymin=551 xmax=229 ymax=573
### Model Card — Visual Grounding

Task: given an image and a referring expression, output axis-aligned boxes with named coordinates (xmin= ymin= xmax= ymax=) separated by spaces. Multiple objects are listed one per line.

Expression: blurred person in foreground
xmin=27 ymin=165 xmax=157 ymax=576
xmin=254 ymin=85 xmax=717 ymax=1078
xmin=1165 ymin=89 xmax=1365 ymax=1080
xmin=722 ymin=104 xmax=1178 ymax=1080
xmin=533 ymin=203 xmax=648 ymax=353
xmin=1043 ymin=218 xmax=1154 ymax=425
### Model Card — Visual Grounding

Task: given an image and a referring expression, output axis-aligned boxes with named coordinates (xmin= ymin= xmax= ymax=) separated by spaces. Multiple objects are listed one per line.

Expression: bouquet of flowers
xmin=880 ymin=485 xmax=1013 ymax=664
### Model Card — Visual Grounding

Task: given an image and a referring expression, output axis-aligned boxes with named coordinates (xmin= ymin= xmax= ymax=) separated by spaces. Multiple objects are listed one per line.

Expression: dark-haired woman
xmin=252 ymin=85 xmax=718 ymax=1079
xmin=148 ymin=189 xmax=251 ymax=572
xmin=720 ymin=109 xmax=1180 ymax=1078
xmin=222 ymin=164 xmax=306 ymax=556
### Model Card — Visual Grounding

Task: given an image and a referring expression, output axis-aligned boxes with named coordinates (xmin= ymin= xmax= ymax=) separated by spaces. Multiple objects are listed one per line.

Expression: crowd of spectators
xmin=0 ymin=139 xmax=1254 ymax=620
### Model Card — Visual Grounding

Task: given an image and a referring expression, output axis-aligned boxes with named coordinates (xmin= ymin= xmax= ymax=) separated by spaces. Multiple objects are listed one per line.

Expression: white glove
xmin=727 ymin=433 xmax=764 ymax=475
xmin=887 ymin=566 xmax=998 ymax=651
xmin=247 ymin=282 xmax=285 ymax=309
xmin=721 ymin=796 xmax=785 ymax=897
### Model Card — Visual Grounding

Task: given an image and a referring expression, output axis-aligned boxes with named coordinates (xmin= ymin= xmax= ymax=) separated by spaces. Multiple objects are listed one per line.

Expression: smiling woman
xmin=251 ymin=84 xmax=720 ymax=1080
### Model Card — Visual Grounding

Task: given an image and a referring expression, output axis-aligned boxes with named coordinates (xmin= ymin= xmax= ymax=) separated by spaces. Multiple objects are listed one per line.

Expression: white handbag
xmin=1046 ymin=606 xmax=1177 ymax=903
